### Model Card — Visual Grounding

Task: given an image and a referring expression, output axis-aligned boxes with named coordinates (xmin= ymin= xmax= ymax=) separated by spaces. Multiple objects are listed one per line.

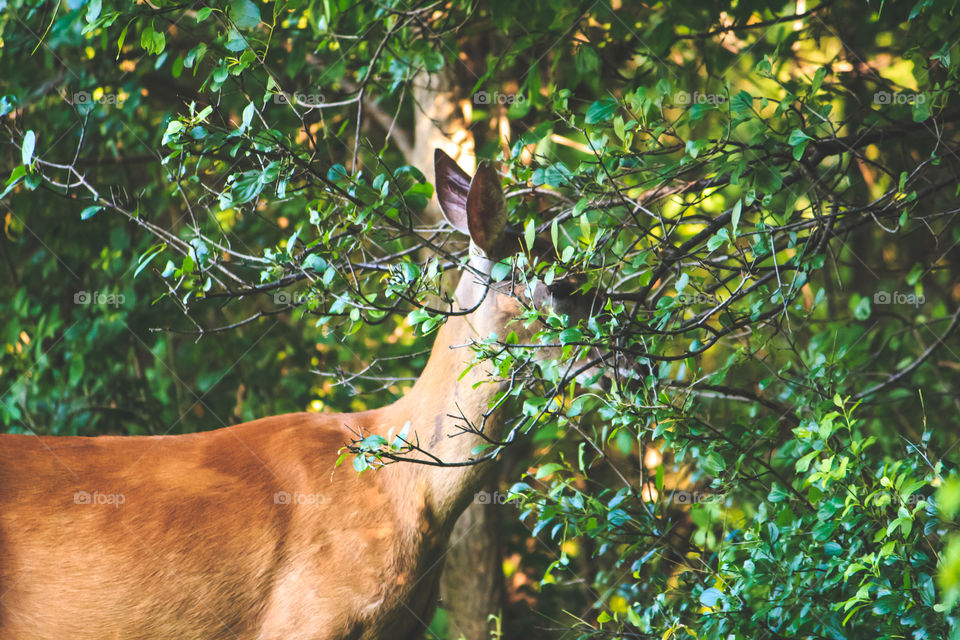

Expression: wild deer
xmin=0 ymin=150 xmax=601 ymax=639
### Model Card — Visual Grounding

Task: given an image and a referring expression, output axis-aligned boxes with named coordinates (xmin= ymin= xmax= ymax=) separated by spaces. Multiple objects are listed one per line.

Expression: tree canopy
xmin=2 ymin=0 xmax=960 ymax=638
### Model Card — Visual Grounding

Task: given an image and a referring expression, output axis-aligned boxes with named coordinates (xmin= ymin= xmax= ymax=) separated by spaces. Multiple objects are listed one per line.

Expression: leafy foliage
xmin=2 ymin=0 xmax=960 ymax=638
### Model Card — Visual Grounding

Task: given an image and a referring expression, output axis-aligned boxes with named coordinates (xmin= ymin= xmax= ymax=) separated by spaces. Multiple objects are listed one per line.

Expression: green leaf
xmin=536 ymin=463 xmax=562 ymax=479
xmin=80 ymin=205 xmax=103 ymax=220
xmin=811 ymin=66 xmax=827 ymax=95
xmin=707 ymin=228 xmax=730 ymax=252
xmin=701 ymin=451 xmax=726 ymax=476
xmin=116 ymin=22 xmax=129 ymax=59
xmin=532 ymin=163 xmax=573 ymax=188
xmin=85 ymin=0 xmax=102 ymax=25
xmin=242 ymin=102 xmax=255 ymax=130
xmin=21 ymin=130 xmax=35 ymax=166
xmin=853 ymin=296 xmax=871 ymax=320
xmin=768 ymin=484 xmax=791 ymax=503
xmin=524 ymin=218 xmax=536 ymax=252
xmin=139 ymin=25 xmax=165 ymax=55
xmin=585 ymin=99 xmax=618 ymax=124
xmin=229 ymin=0 xmax=261 ymax=29
xmin=134 ymin=244 xmax=164 ymax=278
xmin=419 ymin=49 xmax=444 ymax=72
xmin=796 ymin=450 xmax=819 ymax=473
xmin=730 ymin=200 xmax=742 ymax=238
xmin=905 ymin=262 xmax=923 ymax=286
xmin=731 ymin=90 xmax=753 ymax=114
xmin=0 ymin=166 xmax=27 ymax=198
xmin=700 ymin=587 xmax=722 ymax=608
xmin=490 ymin=261 xmax=511 ymax=282
xmin=788 ymin=129 xmax=812 ymax=146
xmin=685 ymin=139 xmax=707 ymax=158
xmin=812 ymin=520 xmax=835 ymax=541
xmin=231 ymin=170 xmax=265 ymax=204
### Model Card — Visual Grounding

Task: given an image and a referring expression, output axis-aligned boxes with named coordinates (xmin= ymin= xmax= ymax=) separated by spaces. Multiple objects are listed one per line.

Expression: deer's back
xmin=0 ymin=413 xmax=442 ymax=640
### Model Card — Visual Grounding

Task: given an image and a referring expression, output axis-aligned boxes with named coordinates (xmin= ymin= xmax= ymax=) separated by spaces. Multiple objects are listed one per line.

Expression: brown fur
xmin=0 ymin=151 xmax=588 ymax=639
xmin=0 ymin=255 xmax=546 ymax=640
xmin=0 ymin=409 xmax=446 ymax=639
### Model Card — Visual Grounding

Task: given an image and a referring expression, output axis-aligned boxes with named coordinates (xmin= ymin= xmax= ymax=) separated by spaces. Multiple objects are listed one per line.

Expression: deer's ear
xmin=466 ymin=162 xmax=509 ymax=258
xmin=434 ymin=149 xmax=471 ymax=232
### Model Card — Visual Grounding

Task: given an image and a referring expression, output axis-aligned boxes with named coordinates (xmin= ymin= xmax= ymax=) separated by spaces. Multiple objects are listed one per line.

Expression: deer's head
xmin=433 ymin=149 xmax=606 ymax=386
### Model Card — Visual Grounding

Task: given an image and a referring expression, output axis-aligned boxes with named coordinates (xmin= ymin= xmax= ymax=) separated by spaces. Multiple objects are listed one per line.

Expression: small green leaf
xmin=853 ymin=296 xmax=871 ymax=320
xmin=352 ymin=454 xmax=368 ymax=473
xmin=85 ymin=0 xmax=102 ymax=24
xmin=536 ymin=463 xmax=562 ymax=479
xmin=796 ymin=450 xmax=819 ymax=473
xmin=707 ymin=228 xmax=730 ymax=251
xmin=700 ymin=587 xmax=722 ymax=608
xmin=242 ymin=102 xmax=255 ymax=130
xmin=905 ymin=262 xmax=923 ymax=286
xmin=824 ymin=541 xmax=844 ymax=556
xmin=702 ymin=451 xmax=726 ymax=476
xmin=490 ymin=261 xmax=511 ymax=282
xmin=585 ymin=98 xmax=618 ymax=124
xmin=811 ymin=66 xmax=827 ymax=94
xmin=229 ymin=0 xmax=261 ymax=29
xmin=788 ymin=128 xmax=812 ymax=146
xmin=730 ymin=200 xmax=742 ymax=238
xmin=80 ymin=205 xmax=102 ymax=220
xmin=21 ymin=130 xmax=36 ymax=166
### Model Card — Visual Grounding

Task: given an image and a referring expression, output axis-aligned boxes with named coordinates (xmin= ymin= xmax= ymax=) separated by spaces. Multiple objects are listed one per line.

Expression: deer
xmin=0 ymin=149 xmax=602 ymax=640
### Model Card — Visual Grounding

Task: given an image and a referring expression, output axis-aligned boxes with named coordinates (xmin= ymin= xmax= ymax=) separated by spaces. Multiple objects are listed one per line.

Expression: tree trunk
xmin=438 ymin=480 xmax=503 ymax=640
xmin=411 ymin=68 xmax=502 ymax=640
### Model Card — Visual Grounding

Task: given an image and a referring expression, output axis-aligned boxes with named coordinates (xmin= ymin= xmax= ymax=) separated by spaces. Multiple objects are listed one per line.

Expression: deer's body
xmin=0 ymin=151 xmax=589 ymax=639
xmin=1 ymin=413 xmax=432 ymax=640
xmin=0 ymin=294 xmax=508 ymax=639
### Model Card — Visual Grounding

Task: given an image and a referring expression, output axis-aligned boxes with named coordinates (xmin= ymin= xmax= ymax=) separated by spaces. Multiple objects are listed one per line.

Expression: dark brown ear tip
xmin=472 ymin=161 xmax=498 ymax=181
xmin=468 ymin=162 xmax=505 ymax=198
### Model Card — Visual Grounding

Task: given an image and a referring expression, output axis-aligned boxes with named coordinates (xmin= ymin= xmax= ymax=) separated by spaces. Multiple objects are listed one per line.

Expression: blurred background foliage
xmin=2 ymin=0 xmax=960 ymax=638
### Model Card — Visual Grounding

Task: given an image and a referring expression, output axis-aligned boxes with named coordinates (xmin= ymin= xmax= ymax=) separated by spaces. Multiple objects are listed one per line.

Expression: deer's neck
xmin=382 ymin=275 xmax=511 ymax=530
